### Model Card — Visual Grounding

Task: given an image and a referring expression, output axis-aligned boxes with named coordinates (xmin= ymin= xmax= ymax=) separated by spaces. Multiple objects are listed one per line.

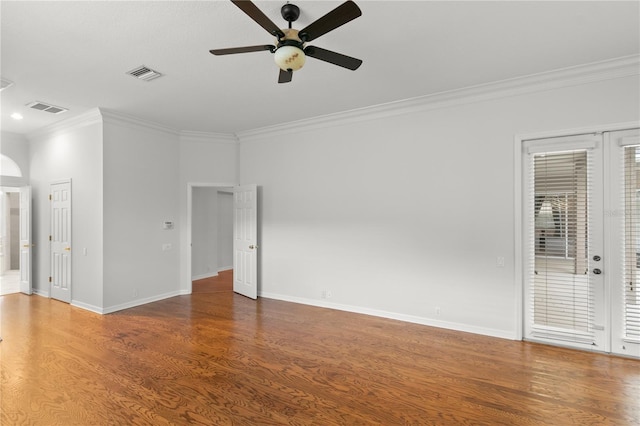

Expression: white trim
xmin=180 ymin=130 xmax=238 ymax=144
xmin=33 ymin=288 xmax=49 ymax=298
xmin=0 ymin=176 xmax=27 ymax=188
xmin=27 ymin=108 xmax=102 ymax=141
xmin=100 ymin=108 xmax=179 ymax=136
xmin=517 ymin=121 xmax=640 ymax=142
xmin=617 ymin=135 xmax=640 ymax=147
xmin=218 ymin=265 xmax=233 ymax=272
xmin=238 ymin=55 xmax=640 ymax=142
xmin=525 ymin=140 xmax=598 ymax=154
xmin=260 ymin=292 xmax=516 ymax=340
xmin=192 ymin=272 xmax=218 ymax=281
xmin=101 ymin=290 xmax=186 ymax=315
xmin=71 ymin=300 xmax=103 ymax=315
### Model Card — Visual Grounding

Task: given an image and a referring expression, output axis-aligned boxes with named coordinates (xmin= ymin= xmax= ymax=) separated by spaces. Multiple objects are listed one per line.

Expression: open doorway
xmin=0 ymin=187 xmax=21 ymax=295
xmin=190 ymin=185 xmax=234 ymax=294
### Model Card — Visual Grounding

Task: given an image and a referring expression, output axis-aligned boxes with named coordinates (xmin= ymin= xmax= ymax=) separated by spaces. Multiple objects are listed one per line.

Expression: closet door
xmin=523 ymin=134 xmax=606 ymax=351
xmin=609 ymin=129 xmax=640 ymax=358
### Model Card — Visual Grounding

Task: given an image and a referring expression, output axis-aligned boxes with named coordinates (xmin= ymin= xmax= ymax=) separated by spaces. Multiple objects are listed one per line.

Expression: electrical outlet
xmin=435 ymin=306 xmax=441 ymax=316
xmin=133 ymin=288 xmax=139 ymax=298
xmin=497 ymin=256 xmax=505 ymax=268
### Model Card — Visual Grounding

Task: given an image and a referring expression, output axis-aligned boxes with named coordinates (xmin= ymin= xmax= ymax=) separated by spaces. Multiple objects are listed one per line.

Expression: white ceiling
xmin=1 ymin=1 xmax=639 ymax=135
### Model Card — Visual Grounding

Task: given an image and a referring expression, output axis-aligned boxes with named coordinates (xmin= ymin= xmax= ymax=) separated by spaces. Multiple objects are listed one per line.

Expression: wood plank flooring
xmin=1 ymin=283 xmax=639 ymax=425
xmin=192 ymin=270 xmax=233 ymax=294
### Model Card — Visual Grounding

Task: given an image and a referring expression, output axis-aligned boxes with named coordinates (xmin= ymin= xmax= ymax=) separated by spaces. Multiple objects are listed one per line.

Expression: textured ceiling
xmin=1 ymin=1 xmax=639 ymax=135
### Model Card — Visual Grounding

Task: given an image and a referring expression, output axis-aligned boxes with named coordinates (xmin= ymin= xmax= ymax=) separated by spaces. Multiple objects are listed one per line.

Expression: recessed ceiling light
xmin=10 ymin=113 xmax=23 ymax=120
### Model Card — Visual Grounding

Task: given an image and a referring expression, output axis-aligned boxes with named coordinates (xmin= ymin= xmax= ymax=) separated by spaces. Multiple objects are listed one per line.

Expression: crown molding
xmin=27 ymin=107 xmax=103 ymax=141
xmin=180 ymin=130 xmax=238 ymax=144
xmin=237 ymin=55 xmax=640 ymax=142
xmin=99 ymin=108 xmax=180 ymax=136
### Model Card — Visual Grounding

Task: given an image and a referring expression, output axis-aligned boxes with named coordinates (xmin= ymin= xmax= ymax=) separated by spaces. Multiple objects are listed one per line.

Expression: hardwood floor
xmin=192 ymin=270 xmax=233 ymax=294
xmin=1 ymin=288 xmax=638 ymax=425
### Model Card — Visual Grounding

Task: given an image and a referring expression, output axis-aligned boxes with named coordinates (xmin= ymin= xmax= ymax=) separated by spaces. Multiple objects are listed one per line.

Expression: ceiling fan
xmin=210 ymin=0 xmax=363 ymax=83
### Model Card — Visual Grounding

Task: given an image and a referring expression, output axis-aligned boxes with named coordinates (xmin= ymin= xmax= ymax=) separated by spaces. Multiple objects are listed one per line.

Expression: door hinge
xmin=49 ymin=235 xmax=52 ymax=241
xmin=49 ymin=194 xmax=52 ymax=201
xmin=49 ymin=276 xmax=52 ymax=283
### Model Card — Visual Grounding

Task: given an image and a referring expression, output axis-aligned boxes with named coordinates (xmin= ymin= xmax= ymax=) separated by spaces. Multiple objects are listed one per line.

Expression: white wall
xmin=178 ymin=132 xmax=238 ymax=291
xmin=28 ymin=110 xmax=104 ymax=308
xmin=239 ymin=75 xmax=640 ymax=339
xmin=217 ymin=191 xmax=233 ymax=270
xmin=0 ymin=131 xmax=29 ymax=187
xmin=192 ymin=187 xmax=219 ymax=279
xmin=102 ymin=115 xmax=180 ymax=311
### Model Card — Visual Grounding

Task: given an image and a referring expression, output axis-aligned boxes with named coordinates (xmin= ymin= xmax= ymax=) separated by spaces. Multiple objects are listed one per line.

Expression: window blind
xmin=529 ymin=150 xmax=595 ymax=344
xmin=623 ymin=146 xmax=640 ymax=343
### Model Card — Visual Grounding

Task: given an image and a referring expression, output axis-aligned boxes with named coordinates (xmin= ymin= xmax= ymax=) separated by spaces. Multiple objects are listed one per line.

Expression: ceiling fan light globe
xmin=274 ymin=45 xmax=306 ymax=71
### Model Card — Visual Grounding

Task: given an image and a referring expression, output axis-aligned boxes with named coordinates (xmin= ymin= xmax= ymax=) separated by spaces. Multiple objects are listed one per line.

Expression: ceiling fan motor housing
xmin=281 ymin=3 xmax=300 ymax=23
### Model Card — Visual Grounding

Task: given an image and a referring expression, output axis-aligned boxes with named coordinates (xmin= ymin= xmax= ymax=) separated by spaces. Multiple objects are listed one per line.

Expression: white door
xmin=608 ymin=129 xmax=640 ymax=358
xmin=233 ymin=184 xmax=258 ymax=299
xmin=523 ymin=129 xmax=640 ymax=358
xmin=19 ymin=186 xmax=32 ymax=295
xmin=50 ymin=180 xmax=71 ymax=303
xmin=523 ymin=134 xmax=606 ymax=351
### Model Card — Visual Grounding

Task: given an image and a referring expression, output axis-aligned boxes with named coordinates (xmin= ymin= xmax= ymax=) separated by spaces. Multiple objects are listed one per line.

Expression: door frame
xmin=186 ymin=182 xmax=237 ymax=294
xmin=19 ymin=185 xmax=32 ymax=295
xmin=514 ymin=121 xmax=640 ymax=342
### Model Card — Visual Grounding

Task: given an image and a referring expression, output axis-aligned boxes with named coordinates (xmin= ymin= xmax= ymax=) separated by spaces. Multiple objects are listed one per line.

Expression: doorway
xmin=189 ymin=185 xmax=234 ymax=293
xmin=0 ymin=187 xmax=21 ymax=295
xmin=520 ymin=126 xmax=640 ymax=358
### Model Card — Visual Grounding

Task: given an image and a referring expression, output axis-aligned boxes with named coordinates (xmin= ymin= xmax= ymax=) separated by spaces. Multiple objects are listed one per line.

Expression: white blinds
xmin=623 ymin=146 xmax=640 ymax=343
xmin=529 ymin=149 xmax=595 ymax=344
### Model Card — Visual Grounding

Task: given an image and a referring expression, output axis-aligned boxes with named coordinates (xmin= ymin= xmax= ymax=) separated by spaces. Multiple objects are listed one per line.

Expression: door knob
xmin=64 ymin=247 xmax=71 ymax=251
xmin=593 ymin=268 xmax=602 ymax=275
xmin=249 ymin=245 xmax=258 ymax=249
xmin=593 ymin=255 xmax=601 ymax=262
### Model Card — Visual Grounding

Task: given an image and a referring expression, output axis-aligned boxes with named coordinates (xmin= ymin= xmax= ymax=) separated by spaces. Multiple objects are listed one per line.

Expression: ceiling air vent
xmin=26 ymin=101 xmax=68 ymax=114
xmin=126 ymin=65 xmax=163 ymax=82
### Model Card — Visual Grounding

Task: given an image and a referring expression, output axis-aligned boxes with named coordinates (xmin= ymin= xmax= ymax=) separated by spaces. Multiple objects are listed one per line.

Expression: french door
xmin=523 ymin=128 xmax=640 ymax=358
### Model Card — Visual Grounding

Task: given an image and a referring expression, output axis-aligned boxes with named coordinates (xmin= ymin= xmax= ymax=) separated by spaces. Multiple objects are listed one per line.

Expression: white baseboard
xmin=101 ymin=290 xmax=185 ymax=315
xmin=259 ymin=291 xmax=517 ymax=341
xmin=33 ymin=288 xmax=49 ymax=298
xmin=218 ymin=266 xmax=233 ymax=272
xmin=71 ymin=300 xmax=104 ymax=315
xmin=192 ymin=272 xmax=218 ymax=281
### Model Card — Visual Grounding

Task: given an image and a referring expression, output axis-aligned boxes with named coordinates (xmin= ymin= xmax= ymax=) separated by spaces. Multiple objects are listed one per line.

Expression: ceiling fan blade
xmin=210 ymin=45 xmax=275 ymax=55
xmin=298 ymin=1 xmax=361 ymax=42
xmin=231 ymin=0 xmax=285 ymax=38
xmin=278 ymin=68 xmax=293 ymax=84
xmin=304 ymin=46 xmax=362 ymax=70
